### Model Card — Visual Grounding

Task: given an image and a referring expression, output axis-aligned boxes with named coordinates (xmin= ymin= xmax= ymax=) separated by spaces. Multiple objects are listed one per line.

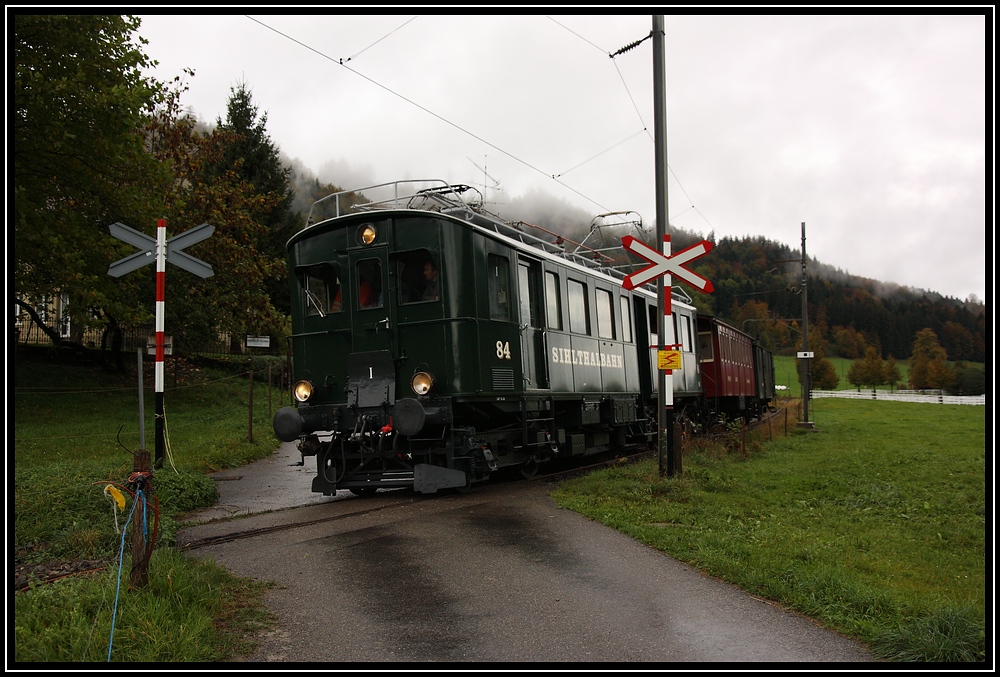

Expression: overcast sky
xmin=135 ymin=13 xmax=988 ymax=303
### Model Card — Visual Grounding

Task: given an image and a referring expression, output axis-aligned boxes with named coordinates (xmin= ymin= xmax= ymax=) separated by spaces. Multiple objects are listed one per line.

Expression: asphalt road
xmin=176 ymin=443 xmax=876 ymax=665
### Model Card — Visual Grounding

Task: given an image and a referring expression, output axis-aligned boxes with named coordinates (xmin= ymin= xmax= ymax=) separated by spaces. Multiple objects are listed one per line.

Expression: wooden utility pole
xmin=798 ymin=222 xmax=814 ymax=428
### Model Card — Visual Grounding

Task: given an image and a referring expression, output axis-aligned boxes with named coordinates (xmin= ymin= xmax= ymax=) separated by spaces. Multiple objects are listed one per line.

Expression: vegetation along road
xmin=12 ymin=349 xmax=985 ymax=663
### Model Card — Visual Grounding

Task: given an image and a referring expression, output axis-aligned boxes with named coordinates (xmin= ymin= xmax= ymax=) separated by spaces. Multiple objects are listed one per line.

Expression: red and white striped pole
xmin=154 ymin=218 xmax=167 ymax=468
xmin=663 ymin=234 xmax=674 ymax=409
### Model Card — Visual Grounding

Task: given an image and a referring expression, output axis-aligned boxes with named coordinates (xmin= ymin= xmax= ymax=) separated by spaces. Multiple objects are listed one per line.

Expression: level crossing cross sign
xmin=108 ymin=221 xmax=215 ymax=278
xmin=620 ymin=235 xmax=714 ymax=293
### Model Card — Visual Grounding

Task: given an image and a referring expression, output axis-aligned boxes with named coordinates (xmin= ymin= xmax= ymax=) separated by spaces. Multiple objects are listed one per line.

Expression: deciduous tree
xmin=909 ymin=328 xmax=954 ymax=391
xmin=847 ymin=346 xmax=888 ymax=389
xmin=14 ymin=15 xmax=168 ymax=354
xmin=142 ymin=81 xmax=288 ymax=351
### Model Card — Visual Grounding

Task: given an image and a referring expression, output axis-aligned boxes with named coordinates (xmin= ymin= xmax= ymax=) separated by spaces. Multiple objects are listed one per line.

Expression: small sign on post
xmin=147 ymin=336 xmax=173 ymax=356
xmin=657 ymin=349 xmax=682 ymax=371
xmin=246 ymin=335 xmax=271 ymax=348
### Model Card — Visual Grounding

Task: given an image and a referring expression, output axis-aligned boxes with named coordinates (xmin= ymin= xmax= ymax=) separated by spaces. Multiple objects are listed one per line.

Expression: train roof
xmin=298 ymin=179 xmax=698 ymax=311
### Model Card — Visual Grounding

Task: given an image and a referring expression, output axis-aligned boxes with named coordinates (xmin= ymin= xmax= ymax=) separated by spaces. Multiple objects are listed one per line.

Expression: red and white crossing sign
xmin=108 ymin=219 xmax=213 ymax=470
xmin=620 ymin=235 xmax=714 ymax=293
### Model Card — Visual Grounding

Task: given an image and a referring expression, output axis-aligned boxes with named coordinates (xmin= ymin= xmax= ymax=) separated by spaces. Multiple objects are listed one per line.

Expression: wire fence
xmin=13 ymin=365 xmax=292 ymax=447
xmin=14 ymin=321 xmax=286 ymax=359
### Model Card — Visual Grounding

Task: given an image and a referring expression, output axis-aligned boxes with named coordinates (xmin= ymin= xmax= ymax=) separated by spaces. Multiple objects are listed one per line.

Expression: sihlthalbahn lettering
xmin=551 ymin=346 xmax=624 ymax=370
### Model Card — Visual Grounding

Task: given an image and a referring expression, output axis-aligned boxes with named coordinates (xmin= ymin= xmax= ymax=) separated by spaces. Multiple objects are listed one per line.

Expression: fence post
xmin=247 ymin=358 xmax=253 ymax=443
xmin=130 ymin=448 xmax=152 ymax=589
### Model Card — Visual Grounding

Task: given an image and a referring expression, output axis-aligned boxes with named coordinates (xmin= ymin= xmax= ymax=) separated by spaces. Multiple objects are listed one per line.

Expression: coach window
xmin=545 ymin=271 xmax=562 ymax=330
xmin=619 ymin=296 xmax=632 ymax=343
xmin=567 ymin=279 xmax=589 ymax=335
xmin=488 ymin=254 xmax=510 ymax=321
xmin=698 ymin=329 xmax=714 ymax=362
xmin=596 ymin=288 xmax=615 ymax=339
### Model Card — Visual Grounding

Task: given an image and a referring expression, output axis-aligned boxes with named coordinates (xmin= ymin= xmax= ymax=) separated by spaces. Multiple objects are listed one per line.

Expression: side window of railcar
xmin=488 ymin=254 xmax=510 ymax=321
xmin=356 ymin=259 xmax=383 ymax=309
xmin=619 ymin=296 xmax=632 ymax=343
xmin=545 ymin=271 xmax=562 ymax=330
xmin=567 ymin=279 xmax=589 ymax=335
xmin=395 ymin=250 xmax=440 ymax=304
xmin=679 ymin=314 xmax=692 ymax=351
xmin=596 ymin=288 xmax=615 ymax=339
xmin=698 ymin=330 xmax=714 ymax=362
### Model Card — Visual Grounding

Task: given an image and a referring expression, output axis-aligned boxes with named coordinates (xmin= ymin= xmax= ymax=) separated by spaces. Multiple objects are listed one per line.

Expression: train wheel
xmin=349 ymin=487 xmax=378 ymax=497
xmin=519 ymin=457 xmax=540 ymax=480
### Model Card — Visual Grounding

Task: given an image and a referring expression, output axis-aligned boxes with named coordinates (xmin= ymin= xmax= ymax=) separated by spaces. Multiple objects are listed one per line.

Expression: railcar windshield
xmin=297 ymin=263 xmax=342 ymax=316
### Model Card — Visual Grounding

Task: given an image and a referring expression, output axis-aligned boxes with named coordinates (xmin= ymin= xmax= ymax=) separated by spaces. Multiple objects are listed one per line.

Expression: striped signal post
xmin=621 ymin=235 xmax=713 ymax=477
xmin=109 ymin=219 xmax=215 ymax=467
xmin=153 ymin=220 xmax=167 ymax=469
xmin=109 ymin=218 xmax=213 ymax=587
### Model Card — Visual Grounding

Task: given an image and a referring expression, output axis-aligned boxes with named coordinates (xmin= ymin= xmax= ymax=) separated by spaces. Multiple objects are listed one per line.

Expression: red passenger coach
xmin=696 ymin=315 xmax=757 ymax=418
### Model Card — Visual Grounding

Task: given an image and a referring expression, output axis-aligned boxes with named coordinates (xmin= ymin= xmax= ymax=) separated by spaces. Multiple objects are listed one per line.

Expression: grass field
xmin=772 ymin=354 xmax=912 ymax=397
xmin=11 ymin=345 xmax=987 ymax=662
xmin=552 ymin=397 xmax=987 ymax=662
xmin=13 ymin=347 xmax=282 ymax=662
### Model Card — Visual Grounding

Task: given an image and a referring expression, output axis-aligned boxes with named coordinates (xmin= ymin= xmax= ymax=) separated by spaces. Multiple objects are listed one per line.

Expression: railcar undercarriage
xmin=293 ymin=393 xmax=655 ymax=495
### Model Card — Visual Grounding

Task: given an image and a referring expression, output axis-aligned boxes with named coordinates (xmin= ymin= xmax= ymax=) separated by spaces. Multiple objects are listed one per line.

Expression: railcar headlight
xmin=293 ymin=379 xmax=315 ymax=402
xmin=410 ymin=371 xmax=434 ymax=396
xmin=357 ymin=223 xmax=378 ymax=245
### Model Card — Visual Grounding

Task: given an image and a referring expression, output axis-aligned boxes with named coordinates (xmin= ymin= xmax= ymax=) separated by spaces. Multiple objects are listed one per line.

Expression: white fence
xmin=811 ymin=390 xmax=986 ymax=406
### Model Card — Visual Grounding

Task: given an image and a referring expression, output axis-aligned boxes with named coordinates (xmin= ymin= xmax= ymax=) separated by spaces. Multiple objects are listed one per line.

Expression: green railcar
xmin=274 ymin=180 xmax=749 ymax=495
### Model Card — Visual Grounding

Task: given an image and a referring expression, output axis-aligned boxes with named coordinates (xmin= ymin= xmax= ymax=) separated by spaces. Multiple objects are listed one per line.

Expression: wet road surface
xmin=176 ymin=443 xmax=875 ymax=664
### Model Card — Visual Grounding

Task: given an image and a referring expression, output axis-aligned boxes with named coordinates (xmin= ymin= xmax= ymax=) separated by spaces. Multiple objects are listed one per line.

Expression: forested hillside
xmin=663 ymin=231 xmax=986 ymax=362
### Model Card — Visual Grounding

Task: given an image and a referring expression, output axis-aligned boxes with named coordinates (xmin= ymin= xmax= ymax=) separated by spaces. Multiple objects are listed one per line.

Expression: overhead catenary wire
xmin=245 ymin=15 xmax=717 ymax=233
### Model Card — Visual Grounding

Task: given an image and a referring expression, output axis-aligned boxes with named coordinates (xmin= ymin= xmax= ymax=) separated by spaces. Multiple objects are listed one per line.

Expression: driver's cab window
xmin=303 ymin=267 xmax=342 ymax=316
xmin=396 ymin=250 xmax=440 ymax=304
